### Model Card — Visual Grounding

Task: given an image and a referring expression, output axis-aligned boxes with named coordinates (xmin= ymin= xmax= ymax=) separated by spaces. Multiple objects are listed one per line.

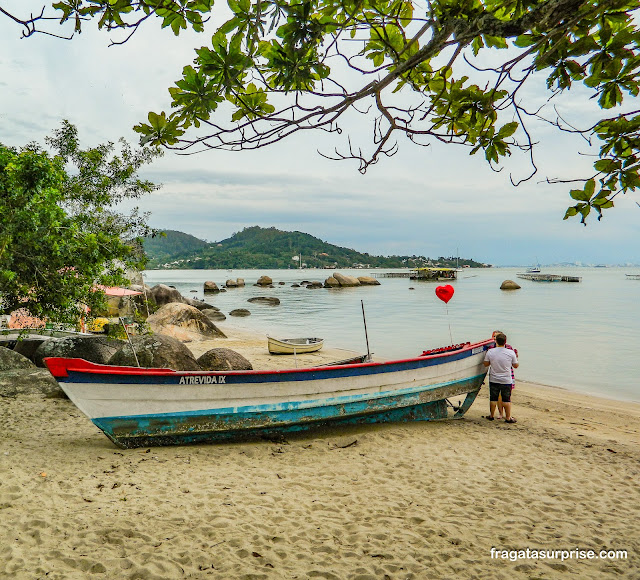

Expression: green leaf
xmin=497 ymin=122 xmax=518 ymax=139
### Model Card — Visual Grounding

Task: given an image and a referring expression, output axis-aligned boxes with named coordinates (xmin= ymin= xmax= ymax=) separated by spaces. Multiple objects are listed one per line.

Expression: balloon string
xmin=446 ymin=304 xmax=452 ymax=344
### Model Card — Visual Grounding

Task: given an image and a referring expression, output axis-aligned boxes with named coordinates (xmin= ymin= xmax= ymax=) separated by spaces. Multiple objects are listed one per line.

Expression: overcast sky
xmin=2 ymin=2 xmax=639 ymax=266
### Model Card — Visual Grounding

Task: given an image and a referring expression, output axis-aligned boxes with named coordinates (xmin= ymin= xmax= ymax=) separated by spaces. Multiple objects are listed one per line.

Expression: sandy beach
xmin=1 ymin=325 xmax=638 ymax=579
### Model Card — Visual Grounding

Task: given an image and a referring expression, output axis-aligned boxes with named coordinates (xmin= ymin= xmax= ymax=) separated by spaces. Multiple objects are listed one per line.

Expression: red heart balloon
xmin=435 ymin=284 xmax=455 ymax=304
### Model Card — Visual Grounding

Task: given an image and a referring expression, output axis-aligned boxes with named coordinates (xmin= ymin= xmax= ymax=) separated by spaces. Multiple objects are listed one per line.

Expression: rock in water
xmin=500 ymin=280 xmax=521 ymax=290
xmin=358 ymin=276 xmax=381 ymax=286
xmin=229 ymin=309 xmax=251 ymax=317
xmin=333 ymin=272 xmax=361 ymax=287
xmin=247 ymin=297 xmax=280 ymax=306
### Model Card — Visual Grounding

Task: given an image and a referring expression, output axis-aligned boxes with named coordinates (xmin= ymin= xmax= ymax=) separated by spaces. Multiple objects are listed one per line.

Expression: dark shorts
xmin=489 ymin=382 xmax=512 ymax=403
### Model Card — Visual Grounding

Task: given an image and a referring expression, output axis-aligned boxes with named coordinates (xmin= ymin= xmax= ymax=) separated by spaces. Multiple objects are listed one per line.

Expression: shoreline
xmin=1 ymin=325 xmax=639 ymax=578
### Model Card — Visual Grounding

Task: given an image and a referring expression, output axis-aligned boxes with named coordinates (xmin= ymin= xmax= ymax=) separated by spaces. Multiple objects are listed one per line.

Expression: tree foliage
xmin=4 ymin=0 xmax=640 ymax=223
xmin=0 ymin=121 xmax=162 ymax=323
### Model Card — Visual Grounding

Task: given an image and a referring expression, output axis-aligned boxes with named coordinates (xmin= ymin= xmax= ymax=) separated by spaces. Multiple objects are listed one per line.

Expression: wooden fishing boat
xmin=267 ymin=336 xmax=324 ymax=354
xmin=44 ymin=338 xmax=493 ymax=449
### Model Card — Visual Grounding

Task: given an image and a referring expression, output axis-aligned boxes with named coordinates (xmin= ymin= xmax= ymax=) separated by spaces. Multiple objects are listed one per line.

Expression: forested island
xmin=143 ymin=226 xmax=490 ymax=270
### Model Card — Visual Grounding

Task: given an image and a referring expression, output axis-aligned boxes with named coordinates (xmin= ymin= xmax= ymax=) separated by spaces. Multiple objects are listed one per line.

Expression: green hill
xmin=142 ymin=226 xmax=487 ymax=269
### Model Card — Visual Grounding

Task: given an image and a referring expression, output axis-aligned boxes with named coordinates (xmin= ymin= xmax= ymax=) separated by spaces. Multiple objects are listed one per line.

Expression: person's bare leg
xmin=489 ymin=401 xmax=497 ymax=418
xmin=503 ymin=402 xmax=512 ymax=421
xmin=497 ymin=393 xmax=504 ymax=419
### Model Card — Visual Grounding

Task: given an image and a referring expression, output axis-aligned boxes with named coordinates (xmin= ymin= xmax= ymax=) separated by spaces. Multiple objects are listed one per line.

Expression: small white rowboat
xmin=267 ymin=336 xmax=324 ymax=354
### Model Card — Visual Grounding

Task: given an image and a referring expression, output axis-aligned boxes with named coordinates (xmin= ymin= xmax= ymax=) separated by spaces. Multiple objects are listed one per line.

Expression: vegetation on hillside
xmin=143 ymin=226 xmax=488 ymax=269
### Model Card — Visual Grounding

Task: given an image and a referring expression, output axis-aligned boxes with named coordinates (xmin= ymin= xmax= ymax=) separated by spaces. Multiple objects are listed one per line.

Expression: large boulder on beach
xmin=197 ymin=348 xmax=253 ymax=371
xmin=500 ymin=280 xmax=521 ymax=290
xmin=247 ymin=297 xmax=280 ymax=306
xmin=256 ymin=275 xmax=273 ymax=286
xmin=358 ymin=276 xmax=381 ymax=286
xmin=324 ymin=277 xmax=340 ymax=288
xmin=0 ymin=346 xmax=35 ymax=370
xmin=333 ymin=272 xmax=361 ymax=287
xmin=204 ymin=281 xmax=220 ymax=293
xmin=0 ymin=368 xmax=64 ymax=398
xmin=33 ymin=336 xmax=126 ymax=368
xmin=108 ymin=334 xmax=201 ymax=370
xmin=147 ymin=303 xmax=226 ymax=341
xmin=12 ymin=336 xmax=51 ymax=362
xmin=225 ymin=279 xmax=238 ymax=288
xmin=148 ymin=284 xmax=185 ymax=306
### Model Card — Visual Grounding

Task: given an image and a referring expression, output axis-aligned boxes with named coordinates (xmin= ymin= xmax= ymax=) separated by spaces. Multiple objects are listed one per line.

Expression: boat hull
xmin=45 ymin=339 xmax=492 ymax=448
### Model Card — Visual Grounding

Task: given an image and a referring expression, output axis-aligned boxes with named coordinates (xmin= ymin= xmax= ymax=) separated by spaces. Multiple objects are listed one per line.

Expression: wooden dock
xmin=516 ymin=273 xmax=582 ymax=282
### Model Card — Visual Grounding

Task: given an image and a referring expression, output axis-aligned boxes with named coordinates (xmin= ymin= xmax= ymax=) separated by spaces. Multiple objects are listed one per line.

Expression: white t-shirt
xmin=484 ymin=347 xmax=518 ymax=384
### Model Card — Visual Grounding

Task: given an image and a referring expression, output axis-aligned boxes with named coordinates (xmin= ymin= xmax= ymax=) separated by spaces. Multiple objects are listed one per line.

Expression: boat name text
xmin=179 ymin=375 xmax=226 ymax=385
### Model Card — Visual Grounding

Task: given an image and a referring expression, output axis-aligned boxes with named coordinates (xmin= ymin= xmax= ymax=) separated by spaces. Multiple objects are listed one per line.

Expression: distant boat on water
xmin=526 ymin=259 xmax=541 ymax=273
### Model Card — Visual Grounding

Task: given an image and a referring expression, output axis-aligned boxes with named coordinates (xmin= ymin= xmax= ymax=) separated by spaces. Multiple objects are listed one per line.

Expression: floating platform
xmin=625 ymin=274 xmax=640 ymax=280
xmin=516 ymin=273 xmax=581 ymax=283
xmin=374 ymin=272 xmax=412 ymax=278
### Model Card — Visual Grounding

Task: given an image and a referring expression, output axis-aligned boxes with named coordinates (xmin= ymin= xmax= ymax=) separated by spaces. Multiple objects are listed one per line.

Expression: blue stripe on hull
xmin=93 ymin=375 xmax=484 ymax=448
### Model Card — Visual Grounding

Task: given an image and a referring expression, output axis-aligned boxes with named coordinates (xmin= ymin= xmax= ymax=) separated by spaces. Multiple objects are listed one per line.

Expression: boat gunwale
xmin=44 ymin=338 xmax=494 ymax=380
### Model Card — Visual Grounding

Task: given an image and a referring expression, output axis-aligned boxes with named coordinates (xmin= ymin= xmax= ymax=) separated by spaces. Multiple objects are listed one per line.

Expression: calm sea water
xmin=144 ymin=268 xmax=640 ymax=403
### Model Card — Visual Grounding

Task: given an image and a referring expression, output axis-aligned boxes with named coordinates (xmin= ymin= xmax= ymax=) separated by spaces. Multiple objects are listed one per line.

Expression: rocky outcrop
xmin=306 ymin=281 xmax=324 ymax=289
xmin=202 ymin=309 xmax=227 ymax=322
xmin=236 ymin=278 xmax=245 ymax=287
xmin=229 ymin=309 xmax=251 ymax=317
xmin=148 ymin=284 xmax=185 ymax=306
xmin=197 ymin=348 xmax=253 ymax=371
xmin=500 ymin=280 xmax=521 ymax=290
xmin=183 ymin=298 xmax=216 ymax=311
xmin=0 ymin=346 xmax=35 ymax=370
xmin=247 ymin=297 xmax=281 ymax=306
xmin=108 ymin=334 xmax=201 ymax=370
xmin=0 ymin=368 xmax=64 ymax=398
xmin=358 ymin=276 xmax=381 ymax=286
xmin=333 ymin=272 xmax=361 ymax=287
xmin=225 ymin=279 xmax=238 ymax=288
xmin=204 ymin=281 xmax=220 ymax=293
xmin=256 ymin=276 xmax=273 ymax=286
xmin=324 ymin=276 xmax=340 ymax=288
xmin=33 ymin=336 xmax=126 ymax=368
xmin=12 ymin=336 xmax=51 ymax=362
xmin=147 ymin=303 xmax=226 ymax=341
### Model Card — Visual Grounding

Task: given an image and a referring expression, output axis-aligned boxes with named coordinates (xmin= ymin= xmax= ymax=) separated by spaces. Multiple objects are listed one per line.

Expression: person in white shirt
xmin=483 ymin=332 xmax=519 ymax=423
